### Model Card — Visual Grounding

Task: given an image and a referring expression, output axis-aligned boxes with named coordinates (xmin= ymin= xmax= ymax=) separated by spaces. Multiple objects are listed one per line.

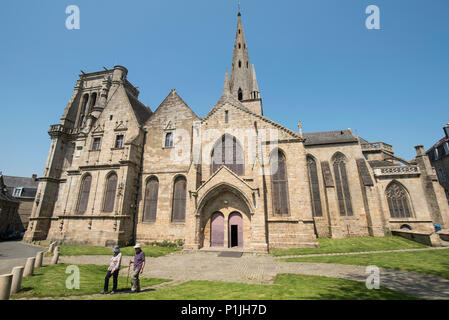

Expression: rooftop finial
xmin=238 ymin=1 xmax=241 ymax=16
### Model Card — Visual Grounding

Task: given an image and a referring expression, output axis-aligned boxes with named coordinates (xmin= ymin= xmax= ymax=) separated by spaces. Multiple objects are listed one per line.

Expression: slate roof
xmin=367 ymin=160 xmax=396 ymax=168
xmin=303 ymin=130 xmax=358 ymax=146
xmin=426 ymin=136 xmax=449 ymax=154
xmin=0 ymin=175 xmax=19 ymax=203
xmin=3 ymin=175 xmax=38 ymax=199
xmin=125 ymin=90 xmax=153 ymax=125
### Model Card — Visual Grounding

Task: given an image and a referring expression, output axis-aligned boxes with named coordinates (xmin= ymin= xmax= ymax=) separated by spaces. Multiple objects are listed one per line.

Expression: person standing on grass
xmin=101 ymin=245 xmax=122 ymax=294
xmin=129 ymin=243 xmax=145 ymax=293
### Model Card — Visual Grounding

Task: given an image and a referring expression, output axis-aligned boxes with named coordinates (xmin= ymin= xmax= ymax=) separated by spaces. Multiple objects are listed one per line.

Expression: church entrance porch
xmin=199 ymin=186 xmax=252 ymax=250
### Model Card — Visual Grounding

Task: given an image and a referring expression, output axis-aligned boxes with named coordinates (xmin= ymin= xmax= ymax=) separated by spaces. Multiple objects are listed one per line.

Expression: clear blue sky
xmin=0 ymin=0 xmax=448 ymax=177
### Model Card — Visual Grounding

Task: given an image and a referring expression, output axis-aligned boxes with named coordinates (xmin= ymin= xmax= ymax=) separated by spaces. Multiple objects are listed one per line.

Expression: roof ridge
xmin=146 ymin=89 xmax=199 ymax=123
xmin=204 ymin=96 xmax=301 ymax=139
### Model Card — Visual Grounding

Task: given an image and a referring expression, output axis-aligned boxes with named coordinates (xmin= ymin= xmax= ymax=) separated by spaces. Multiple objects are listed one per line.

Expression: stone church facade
xmin=24 ymin=13 xmax=449 ymax=252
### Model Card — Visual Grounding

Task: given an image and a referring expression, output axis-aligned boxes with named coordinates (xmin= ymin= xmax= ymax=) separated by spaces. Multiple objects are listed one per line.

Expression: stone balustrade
xmin=48 ymin=124 xmax=80 ymax=136
xmin=361 ymin=142 xmax=394 ymax=153
xmin=374 ymin=165 xmax=420 ymax=177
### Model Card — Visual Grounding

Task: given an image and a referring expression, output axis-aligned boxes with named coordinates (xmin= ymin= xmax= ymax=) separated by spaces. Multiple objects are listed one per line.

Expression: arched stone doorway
xmin=210 ymin=212 xmax=224 ymax=247
xmin=229 ymin=212 xmax=243 ymax=248
xmin=198 ymin=184 xmax=252 ymax=249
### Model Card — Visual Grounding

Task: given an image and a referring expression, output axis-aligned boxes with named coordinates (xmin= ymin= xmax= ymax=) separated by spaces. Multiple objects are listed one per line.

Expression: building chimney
xmin=32 ymin=174 xmax=37 ymax=181
xmin=444 ymin=123 xmax=449 ymax=139
xmin=298 ymin=121 xmax=303 ymax=136
xmin=414 ymin=145 xmax=425 ymax=157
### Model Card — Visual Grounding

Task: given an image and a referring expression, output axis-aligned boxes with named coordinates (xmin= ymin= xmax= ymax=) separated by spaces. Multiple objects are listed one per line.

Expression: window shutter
xmin=144 ymin=177 xmax=159 ymax=222
xmin=103 ymin=173 xmax=117 ymax=213
xmin=77 ymin=175 xmax=92 ymax=214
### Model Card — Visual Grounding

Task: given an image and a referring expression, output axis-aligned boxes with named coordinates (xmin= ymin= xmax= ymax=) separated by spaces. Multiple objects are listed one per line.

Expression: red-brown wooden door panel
xmin=210 ymin=212 xmax=224 ymax=247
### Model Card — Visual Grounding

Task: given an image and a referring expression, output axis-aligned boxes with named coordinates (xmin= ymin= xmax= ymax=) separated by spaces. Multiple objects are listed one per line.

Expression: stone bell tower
xmin=226 ymin=11 xmax=263 ymax=115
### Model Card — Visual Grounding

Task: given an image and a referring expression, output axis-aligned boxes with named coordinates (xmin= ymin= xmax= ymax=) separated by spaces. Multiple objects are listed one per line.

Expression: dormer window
xmin=13 ymin=187 xmax=23 ymax=197
xmin=165 ymin=132 xmax=174 ymax=148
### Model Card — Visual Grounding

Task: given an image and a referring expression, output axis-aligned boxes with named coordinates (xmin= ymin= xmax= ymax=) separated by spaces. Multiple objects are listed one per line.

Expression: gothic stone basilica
xmin=24 ymin=13 xmax=449 ymax=252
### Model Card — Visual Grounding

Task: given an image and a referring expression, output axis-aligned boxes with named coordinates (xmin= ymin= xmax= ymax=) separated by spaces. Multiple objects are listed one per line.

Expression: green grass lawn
xmin=284 ymin=249 xmax=449 ymax=279
xmin=271 ymin=236 xmax=427 ymax=257
xmin=46 ymin=245 xmax=180 ymax=258
xmin=96 ymin=274 xmax=417 ymax=300
xmin=11 ymin=264 xmax=170 ymax=299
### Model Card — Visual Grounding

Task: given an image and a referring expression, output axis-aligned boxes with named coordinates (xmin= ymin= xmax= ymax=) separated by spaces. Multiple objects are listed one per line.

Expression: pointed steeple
xmin=228 ymin=11 xmax=263 ymax=114
xmin=251 ymin=64 xmax=259 ymax=98
xmin=229 ymin=12 xmax=255 ymax=101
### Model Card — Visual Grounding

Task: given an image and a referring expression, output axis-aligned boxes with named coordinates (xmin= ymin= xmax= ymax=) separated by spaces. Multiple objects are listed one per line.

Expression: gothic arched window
xmin=77 ymin=174 xmax=92 ymax=214
xmin=78 ymin=94 xmax=89 ymax=127
xmin=103 ymin=172 xmax=118 ymax=213
xmin=332 ymin=153 xmax=353 ymax=216
xmin=307 ymin=156 xmax=323 ymax=217
xmin=172 ymin=176 xmax=187 ymax=222
xmin=238 ymin=88 xmax=243 ymax=100
xmin=89 ymin=92 xmax=97 ymax=110
xmin=143 ymin=176 xmax=159 ymax=222
xmin=386 ymin=182 xmax=413 ymax=218
xmin=211 ymin=135 xmax=244 ymax=176
xmin=270 ymin=149 xmax=290 ymax=216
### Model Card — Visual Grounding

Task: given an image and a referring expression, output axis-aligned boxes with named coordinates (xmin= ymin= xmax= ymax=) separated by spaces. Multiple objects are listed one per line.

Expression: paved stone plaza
xmin=47 ymin=249 xmax=449 ymax=300
xmin=0 ymin=241 xmax=43 ymax=275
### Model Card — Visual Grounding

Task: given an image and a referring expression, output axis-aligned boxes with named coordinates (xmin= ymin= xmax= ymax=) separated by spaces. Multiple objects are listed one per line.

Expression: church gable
xmin=204 ymin=100 xmax=301 ymax=142
xmin=144 ymin=89 xmax=199 ymax=128
xmin=141 ymin=89 xmax=200 ymax=172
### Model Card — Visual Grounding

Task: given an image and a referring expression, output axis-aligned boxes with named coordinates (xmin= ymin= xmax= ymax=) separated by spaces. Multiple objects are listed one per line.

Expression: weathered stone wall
xmin=305 ymin=142 xmax=378 ymax=238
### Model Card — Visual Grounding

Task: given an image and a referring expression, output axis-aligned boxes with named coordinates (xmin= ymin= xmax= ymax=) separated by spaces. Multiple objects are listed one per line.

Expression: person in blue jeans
xmin=101 ymin=245 xmax=122 ymax=294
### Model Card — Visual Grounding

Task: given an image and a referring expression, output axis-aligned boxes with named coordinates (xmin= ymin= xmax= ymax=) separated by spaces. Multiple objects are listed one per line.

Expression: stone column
xmin=34 ymin=251 xmax=44 ymax=268
xmin=23 ymin=257 xmax=35 ymax=277
xmin=48 ymin=242 xmax=56 ymax=253
xmin=51 ymin=247 xmax=60 ymax=265
xmin=0 ymin=274 xmax=13 ymax=300
xmin=10 ymin=266 xmax=24 ymax=295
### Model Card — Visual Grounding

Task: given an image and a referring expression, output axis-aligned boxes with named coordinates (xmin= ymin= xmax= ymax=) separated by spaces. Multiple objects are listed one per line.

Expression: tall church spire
xmin=227 ymin=11 xmax=262 ymax=115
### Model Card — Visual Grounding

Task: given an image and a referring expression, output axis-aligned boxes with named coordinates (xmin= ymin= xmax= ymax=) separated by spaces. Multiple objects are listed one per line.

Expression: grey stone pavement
xmin=52 ymin=250 xmax=449 ymax=300
xmin=2 ymin=241 xmax=449 ymax=299
xmin=0 ymin=241 xmax=44 ymax=275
